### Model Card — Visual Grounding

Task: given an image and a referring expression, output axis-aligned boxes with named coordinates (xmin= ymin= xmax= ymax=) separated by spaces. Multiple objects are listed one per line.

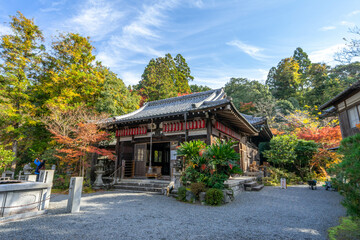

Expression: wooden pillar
xmin=206 ymin=114 xmax=212 ymax=145
xmin=184 ymin=113 xmax=188 ymax=142
xmin=114 ymin=136 xmax=120 ymax=183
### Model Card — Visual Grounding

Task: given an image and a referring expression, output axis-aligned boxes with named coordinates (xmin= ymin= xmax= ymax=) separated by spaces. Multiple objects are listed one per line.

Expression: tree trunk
xmin=11 ymin=140 xmax=18 ymax=170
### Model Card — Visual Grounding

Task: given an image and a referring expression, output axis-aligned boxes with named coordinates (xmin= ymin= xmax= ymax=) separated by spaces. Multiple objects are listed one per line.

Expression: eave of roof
xmin=104 ymin=88 xmax=259 ymax=136
xmin=320 ymin=80 xmax=360 ymax=110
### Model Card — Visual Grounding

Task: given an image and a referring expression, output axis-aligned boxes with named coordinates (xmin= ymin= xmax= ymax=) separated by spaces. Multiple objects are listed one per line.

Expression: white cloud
xmin=95 ymin=0 xmax=178 ymax=72
xmin=226 ymin=40 xmax=268 ymax=61
xmin=320 ymin=26 xmax=336 ymax=31
xmin=120 ymin=71 xmax=141 ymax=86
xmin=340 ymin=21 xmax=355 ymax=27
xmin=68 ymin=0 xmax=124 ymax=40
xmin=308 ymin=44 xmax=345 ymax=66
xmin=348 ymin=10 xmax=360 ymax=16
xmin=0 ymin=24 xmax=11 ymax=35
xmin=192 ymin=67 xmax=269 ymax=89
xmin=190 ymin=0 xmax=204 ymax=8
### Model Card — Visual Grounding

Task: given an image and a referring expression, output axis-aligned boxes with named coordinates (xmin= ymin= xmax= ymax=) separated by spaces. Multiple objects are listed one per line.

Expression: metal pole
xmin=148 ymin=119 xmax=153 ymax=173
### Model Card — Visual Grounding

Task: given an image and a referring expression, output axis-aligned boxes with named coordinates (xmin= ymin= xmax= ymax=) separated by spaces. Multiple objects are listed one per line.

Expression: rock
xmin=222 ymin=189 xmax=234 ymax=204
xmin=199 ymin=192 xmax=206 ymax=202
xmin=222 ymin=190 xmax=231 ymax=204
xmin=185 ymin=190 xmax=195 ymax=202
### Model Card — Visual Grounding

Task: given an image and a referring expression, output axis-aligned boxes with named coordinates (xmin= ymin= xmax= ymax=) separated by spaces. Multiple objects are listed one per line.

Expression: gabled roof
xmin=242 ymin=114 xmax=273 ymax=140
xmin=112 ymin=88 xmax=226 ymax=123
xmin=320 ymin=80 xmax=360 ymax=110
xmin=106 ymin=88 xmax=259 ymax=135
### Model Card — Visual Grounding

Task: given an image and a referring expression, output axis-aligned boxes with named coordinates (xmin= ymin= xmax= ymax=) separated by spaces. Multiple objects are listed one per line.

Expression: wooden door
xmin=134 ymin=143 xmax=147 ymax=177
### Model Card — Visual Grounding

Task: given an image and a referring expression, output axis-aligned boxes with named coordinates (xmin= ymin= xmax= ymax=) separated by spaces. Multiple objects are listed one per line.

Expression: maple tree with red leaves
xmin=296 ymin=125 xmax=342 ymax=148
xmin=44 ymin=106 xmax=115 ymax=177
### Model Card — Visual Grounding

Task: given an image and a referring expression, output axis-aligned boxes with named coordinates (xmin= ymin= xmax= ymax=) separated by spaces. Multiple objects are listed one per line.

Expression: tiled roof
xmin=112 ymin=88 xmax=227 ymax=123
xmin=241 ymin=114 xmax=266 ymax=126
xmin=103 ymin=88 xmax=272 ymax=136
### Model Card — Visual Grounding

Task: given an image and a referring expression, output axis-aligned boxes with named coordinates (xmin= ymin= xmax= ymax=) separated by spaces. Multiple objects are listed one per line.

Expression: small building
xmin=320 ymin=81 xmax=360 ymax=138
xmin=104 ymin=88 xmax=272 ymax=180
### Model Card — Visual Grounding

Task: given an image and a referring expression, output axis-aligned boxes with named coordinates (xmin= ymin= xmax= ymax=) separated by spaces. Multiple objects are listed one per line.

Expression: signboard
xmin=170 ymin=150 xmax=177 ymax=160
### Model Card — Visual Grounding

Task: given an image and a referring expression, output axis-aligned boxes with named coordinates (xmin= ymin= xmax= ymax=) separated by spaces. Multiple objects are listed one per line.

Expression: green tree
xmin=331 ymin=133 xmax=360 ymax=218
xmin=293 ymin=139 xmax=318 ymax=180
xmin=264 ymin=134 xmax=298 ymax=168
xmin=0 ymin=144 xmax=15 ymax=172
xmin=266 ymin=57 xmax=301 ymax=101
xmin=174 ymin=54 xmax=193 ymax=93
xmin=190 ymin=84 xmax=211 ymax=93
xmin=136 ymin=57 xmax=176 ymax=101
xmin=35 ymin=33 xmax=104 ymax=111
xmin=225 ymin=77 xmax=274 ymax=115
xmin=95 ymin=67 xmax=140 ymax=116
xmin=329 ymin=62 xmax=360 ymax=87
xmin=0 ymin=12 xmax=44 ymax=165
xmin=293 ymin=47 xmax=311 ymax=82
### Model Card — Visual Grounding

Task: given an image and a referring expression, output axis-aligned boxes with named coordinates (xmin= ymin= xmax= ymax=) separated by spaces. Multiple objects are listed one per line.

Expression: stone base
xmin=0 ymin=210 xmax=47 ymax=223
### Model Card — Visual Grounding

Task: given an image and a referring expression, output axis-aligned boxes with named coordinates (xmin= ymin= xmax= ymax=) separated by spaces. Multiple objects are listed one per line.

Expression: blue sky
xmin=0 ymin=0 xmax=359 ymax=89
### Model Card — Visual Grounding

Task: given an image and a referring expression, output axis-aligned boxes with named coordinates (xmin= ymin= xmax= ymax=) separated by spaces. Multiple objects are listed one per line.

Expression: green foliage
xmin=52 ymin=174 xmax=71 ymax=190
xmin=225 ymin=77 xmax=274 ymax=115
xmin=263 ymin=167 xmax=302 ymax=186
xmin=190 ymin=84 xmax=211 ymax=93
xmin=0 ymin=12 xmax=44 ymax=161
xmin=206 ymin=173 xmax=229 ymax=189
xmin=264 ymin=134 xmax=298 ymax=167
xmin=135 ymin=53 xmax=193 ymax=102
xmin=95 ymin=67 xmax=140 ymax=116
xmin=190 ymin=182 xmax=207 ymax=199
xmin=266 ymin=57 xmax=301 ymax=101
xmin=205 ymin=188 xmax=223 ymax=206
xmin=331 ymin=134 xmax=360 ymax=218
xmin=178 ymin=140 xmax=242 ymax=189
xmin=35 ymin=33 xmax=104 ymax=111
xmin=259 ymin=142 xmax=270 ymax=163
xmin=264 ymin=135 xmax=319 ymax=181
xmin=0 ymin=144 xmax=15 ymax=172
xmin=294 ymin=139 xmax=318 ymax=180
xmin=328 ymin=217 xmax=360 ymax=240
xmin=177 ymin=140 xmax=206 ymax=164
xmin=177 ymin=186 xmax=187 ymax=202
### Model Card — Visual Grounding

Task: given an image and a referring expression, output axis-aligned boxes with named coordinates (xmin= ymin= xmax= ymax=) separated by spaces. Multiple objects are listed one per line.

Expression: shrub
xmin=328 ymin=217 xmax=360 ymax=240
xmin=53 ymin=174 xmax=71 ymax=189
xmin=330 ymin=133 xmax=360 ymax=218
xmin=205 ymin=188 xmax=223 ymax=206
xmin=177 ymin=186 xmax=187 ymax=202
xmin=190 ymin=182 xmax=207 ymax=198
xmin=177 ymin=139 xmax=242 ymax=190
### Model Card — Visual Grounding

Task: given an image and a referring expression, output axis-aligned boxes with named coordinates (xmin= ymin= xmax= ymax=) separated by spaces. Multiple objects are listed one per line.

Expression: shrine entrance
xmin=148 ymin=142 xmax=170 ymax=176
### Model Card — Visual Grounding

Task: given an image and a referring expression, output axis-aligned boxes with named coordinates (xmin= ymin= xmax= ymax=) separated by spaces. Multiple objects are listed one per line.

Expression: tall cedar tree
xmin=0 ymin=12 xmax=44 ymax=166
xmin=95 ymin=67 xmax=140 ymax=117
xmin=136 ymin=53 xmax=193 ymax=102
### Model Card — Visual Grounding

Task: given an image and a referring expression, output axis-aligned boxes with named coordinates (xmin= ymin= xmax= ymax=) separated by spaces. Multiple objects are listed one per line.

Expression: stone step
xmin=244 ymin=181 xmax=257 ymax=187
xmin=113 ymin=185 xmax=164 ymax=193
xmin=252 ymin=184 xmax=264 ymax=191
xmin=115 ymin=182 xmax=169 ymax=188
xmin=120 ymin=179 xmax=170 ymax=184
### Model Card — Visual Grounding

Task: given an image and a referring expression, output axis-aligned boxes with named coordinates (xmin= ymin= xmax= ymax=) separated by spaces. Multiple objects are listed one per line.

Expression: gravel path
xmin=0 ymin=185 xmax=345 ymax=240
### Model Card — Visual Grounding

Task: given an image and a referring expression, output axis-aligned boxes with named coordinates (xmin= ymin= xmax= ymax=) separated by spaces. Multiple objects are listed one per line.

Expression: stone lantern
xmin=93 ymin=157 xmax=106 ymax=189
